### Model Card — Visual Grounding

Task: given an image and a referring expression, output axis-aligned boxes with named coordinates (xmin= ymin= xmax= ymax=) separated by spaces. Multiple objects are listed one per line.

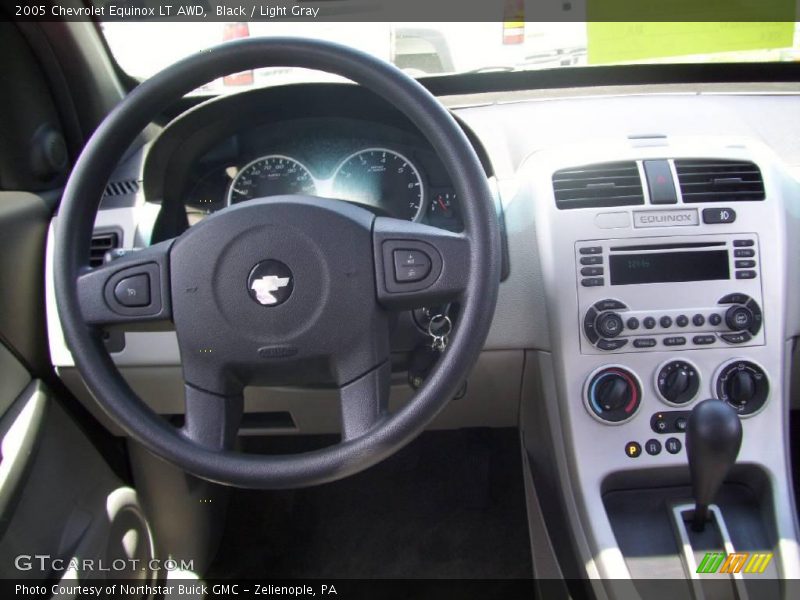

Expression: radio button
xmin=676 ymin=315 xmax=689 ymax=328
xmin=733 ymin=239 xmax=754 ymax=247
xmin=626 ymin=317 xmax=640 ymax=330
xmin=580 ymin=246 xmax=602 ymax=255
xmin=581 ymin=277 xmax=604 ymax=287
xmin=643 ymin=317 xmax=657 ymax=330
xmin=580 ymin=255 xmax=603 ymax=265
xmin=719 ymin=293 xmax=750 ymax=305
xmin=597 ymin=312 xmax=624 ymax=338
xmin=735 ymin=260 xmax=756 ymax=268
xmin=663 ymin=336 xmax=687 ymax=346
xmin=721 ymin=332 xmax=752 ymax=345
xmin=709 ymin=314 xmax=722 ymax=326
xmin=744 ymin=299 xmax=763 ymax=335
xmin=692 ymin=314 xmax=705 ymax=327
xmin=633 ymin=338 xmax=657 ymax=348
xmin=659 ymin=316 xmax=673 ymax=328
xmin=583 ymin=308 xmax=599 ymax=344
xmin=734 ymin=248 xmax=755 ymax=258
xmin=598 ymin=338 xmax=629 ymax=351
xmin=735 ymin=270 xmax=757 ymax=280
xmin=594 ymin=299 xmax=627 ymax=311
xmin=692 ymin=335 xmax=716 ymax=345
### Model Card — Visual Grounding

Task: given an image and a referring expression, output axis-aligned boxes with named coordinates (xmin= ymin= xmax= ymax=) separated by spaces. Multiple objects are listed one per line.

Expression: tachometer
xmin=227 ymin=155 xmax=316 ymax=204
xmin=331 ymin=148 xmax=424 ymax=221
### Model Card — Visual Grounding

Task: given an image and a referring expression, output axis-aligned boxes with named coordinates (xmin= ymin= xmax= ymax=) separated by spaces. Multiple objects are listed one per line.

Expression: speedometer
xmin=331 ymin=148 xmax=424 ymax=221
xmin=227 ymin=155 xmax=316 ymax=204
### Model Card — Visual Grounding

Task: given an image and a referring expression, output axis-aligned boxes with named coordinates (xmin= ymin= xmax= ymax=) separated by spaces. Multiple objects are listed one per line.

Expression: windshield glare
xmin=101 ymin=22 xmax=800 ymax=93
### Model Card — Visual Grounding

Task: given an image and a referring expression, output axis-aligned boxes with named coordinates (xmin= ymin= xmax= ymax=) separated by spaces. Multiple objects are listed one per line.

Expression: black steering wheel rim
xmin=54 ymin=38 xmax=501 ymax=489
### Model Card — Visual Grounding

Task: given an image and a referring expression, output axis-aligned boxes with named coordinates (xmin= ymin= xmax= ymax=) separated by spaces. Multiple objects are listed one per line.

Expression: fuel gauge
xmin=429 ymin=191 xmax=456 ymax=219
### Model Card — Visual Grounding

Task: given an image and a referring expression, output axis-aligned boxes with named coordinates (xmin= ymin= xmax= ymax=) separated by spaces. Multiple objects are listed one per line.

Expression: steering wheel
xmin=54 ymin=39 xmax=500 ymax=489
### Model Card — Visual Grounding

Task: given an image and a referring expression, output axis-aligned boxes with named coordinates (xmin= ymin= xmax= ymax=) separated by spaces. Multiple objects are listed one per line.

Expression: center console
xmin=523 ymin=136 xmax=800 ymax=596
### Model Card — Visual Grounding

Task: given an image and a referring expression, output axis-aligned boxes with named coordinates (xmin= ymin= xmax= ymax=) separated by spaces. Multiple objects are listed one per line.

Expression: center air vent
xmin=675 ymin=159 xmax=765 ymax=203
xmin=553 ymin=162 xmax=644 ymax=209
xmin=103 ymin=179 xmax=140 ymax=197
xmin=89 ymin=231 xmax=120 ymax=267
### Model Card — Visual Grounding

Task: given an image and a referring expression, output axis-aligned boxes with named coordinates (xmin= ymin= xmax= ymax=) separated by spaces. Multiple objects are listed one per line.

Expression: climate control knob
xmin=586 ymin=367 xmax=641 ymax=423
xmin=715 ymin=360 xmax=769 ymax=416
xmin=596 ymin=312 xmax=624 ymax=338
xmin=656 ymin=360 xmax=699 ymax=405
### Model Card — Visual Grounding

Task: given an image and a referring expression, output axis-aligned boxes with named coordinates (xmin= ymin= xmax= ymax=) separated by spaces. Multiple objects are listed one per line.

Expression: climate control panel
xmin=581 ymin=294 xmax=763 ymax=353
xmin=584 ymin=359 xmax=770 ymax=425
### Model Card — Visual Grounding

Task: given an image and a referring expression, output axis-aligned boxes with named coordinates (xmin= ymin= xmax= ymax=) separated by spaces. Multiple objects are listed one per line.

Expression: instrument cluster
xmin=182 ymin=121 xmax=464 ymax=231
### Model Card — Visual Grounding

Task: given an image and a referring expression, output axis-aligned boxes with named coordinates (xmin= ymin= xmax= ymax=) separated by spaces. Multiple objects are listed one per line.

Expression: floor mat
xmin=208 ymin=428 xmax=532 ymax=579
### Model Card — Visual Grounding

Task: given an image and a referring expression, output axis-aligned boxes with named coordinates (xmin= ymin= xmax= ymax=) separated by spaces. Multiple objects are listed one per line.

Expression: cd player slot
xmin=609 ymin=241 xmax=726 ymax=252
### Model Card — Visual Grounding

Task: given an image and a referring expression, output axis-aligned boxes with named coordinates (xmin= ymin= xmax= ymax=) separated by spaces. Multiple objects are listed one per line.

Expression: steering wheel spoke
xmin=181 ymin=383 xmax=243 ymax=451
xmin=76 ymin=240 xmax=173 ymax=326
xmin=339 ymin=360 xmax=391 ymax=441
xmin=373 ymin=217 xmax=470 ymax=310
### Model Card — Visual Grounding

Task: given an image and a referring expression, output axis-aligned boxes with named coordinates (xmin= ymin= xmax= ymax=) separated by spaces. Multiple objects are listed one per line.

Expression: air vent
xmin=89 ymin=231 xmax=120 ymax=267
xmin=675 ymin=159 xmax=765 ymax=203
xmin=553 ymin=162 xmax=644 ymax=209
xmin=103 ymin=179 xmax=140 ymax=197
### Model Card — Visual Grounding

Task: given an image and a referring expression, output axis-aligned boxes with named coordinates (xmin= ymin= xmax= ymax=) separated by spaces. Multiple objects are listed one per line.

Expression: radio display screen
xmin=609 ymin=250 xmax=730 ymax=285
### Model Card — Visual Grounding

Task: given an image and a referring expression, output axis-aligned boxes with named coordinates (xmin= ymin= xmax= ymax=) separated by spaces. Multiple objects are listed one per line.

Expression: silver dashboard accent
xmin=633 ymin=208 xmax=699 ymax=228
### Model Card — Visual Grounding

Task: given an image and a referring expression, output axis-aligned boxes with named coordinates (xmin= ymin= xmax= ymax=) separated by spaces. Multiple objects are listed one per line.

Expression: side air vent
xmin=553 ymin=162 xmax=644 ymax=209
xmin=103 ymin=179 xmax=140 ymax=197
xmin=89 ymin=231 xmax=120 ymax=267
xmin=675 ymin=159 xmax=765 ymax=203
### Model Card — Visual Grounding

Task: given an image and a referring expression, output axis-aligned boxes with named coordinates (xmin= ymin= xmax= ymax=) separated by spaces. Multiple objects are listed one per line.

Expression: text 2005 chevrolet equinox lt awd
xmin=1 ymin=4 xmax=799 ymax=600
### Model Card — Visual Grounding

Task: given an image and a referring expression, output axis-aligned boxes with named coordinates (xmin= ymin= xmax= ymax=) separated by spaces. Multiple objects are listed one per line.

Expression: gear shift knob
xmin=686 ymin=399 xmax=742 ymax=532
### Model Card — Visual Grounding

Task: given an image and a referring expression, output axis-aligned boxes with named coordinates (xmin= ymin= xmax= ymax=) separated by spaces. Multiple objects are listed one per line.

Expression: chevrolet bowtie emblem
xmin=251 ymin=275 xmax=291 ymax=305
xmin=247 ymin=260 xmax=294 ymax=307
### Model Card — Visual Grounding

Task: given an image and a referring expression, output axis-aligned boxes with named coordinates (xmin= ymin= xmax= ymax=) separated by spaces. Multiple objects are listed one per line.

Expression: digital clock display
xmin=610 ymin=250 xmax=730 ymax=285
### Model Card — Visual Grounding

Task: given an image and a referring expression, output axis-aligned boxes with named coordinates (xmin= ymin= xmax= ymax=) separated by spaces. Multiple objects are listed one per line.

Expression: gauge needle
xmin=437 ymin=197 xmax=448 ymax=211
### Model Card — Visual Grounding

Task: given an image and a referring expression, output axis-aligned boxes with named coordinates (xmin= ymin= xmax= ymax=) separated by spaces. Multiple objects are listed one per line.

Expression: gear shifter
xmin=686 ymin=399 xmax=742 ymax=531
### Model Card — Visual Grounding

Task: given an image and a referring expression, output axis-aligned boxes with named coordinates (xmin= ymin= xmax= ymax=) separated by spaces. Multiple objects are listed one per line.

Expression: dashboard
xmin=43 ymin=78 xmax=800 ymax=589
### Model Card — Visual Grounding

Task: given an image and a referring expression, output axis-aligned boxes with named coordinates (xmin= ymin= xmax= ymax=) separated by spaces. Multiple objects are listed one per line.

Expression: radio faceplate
xmin=576 ymin=233 xmax=764 ymax=354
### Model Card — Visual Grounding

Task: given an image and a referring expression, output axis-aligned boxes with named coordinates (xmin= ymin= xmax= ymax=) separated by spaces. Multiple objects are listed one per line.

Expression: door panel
xmin=0 ymin=192 xmax=51 ymax=375
xmin=0 ymin=192 xmax=157 ymax=583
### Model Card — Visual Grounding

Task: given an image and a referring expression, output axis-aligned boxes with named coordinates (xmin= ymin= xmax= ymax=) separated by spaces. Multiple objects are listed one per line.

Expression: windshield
xmin=101 ymin=21 xmax=800 ymax=93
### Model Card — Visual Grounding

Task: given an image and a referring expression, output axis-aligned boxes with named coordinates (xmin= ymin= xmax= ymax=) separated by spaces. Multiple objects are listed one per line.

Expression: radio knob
xmin=596 ymin=312 xmax=624 ymax=338
xmin=725 ymin=305 xmax=754 ymax=332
